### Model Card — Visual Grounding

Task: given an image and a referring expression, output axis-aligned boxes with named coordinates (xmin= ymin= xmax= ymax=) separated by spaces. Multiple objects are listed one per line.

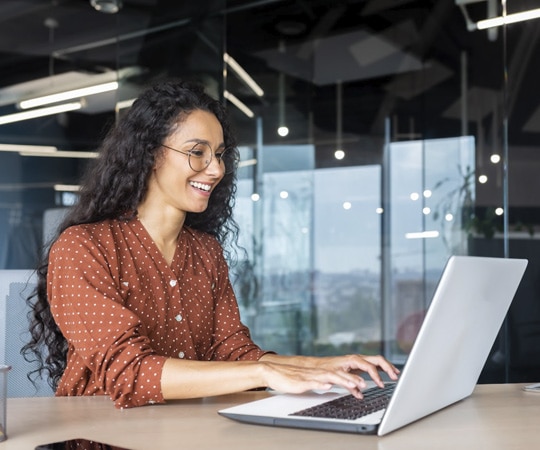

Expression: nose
xmin=204 ymin=153 xmax=224 ymax=176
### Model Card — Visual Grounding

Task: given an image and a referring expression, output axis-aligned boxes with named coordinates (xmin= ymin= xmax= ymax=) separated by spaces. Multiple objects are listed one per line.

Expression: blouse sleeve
xmin=48 ymin=226 xmax=167 ymax=408
xmin=201 ymin=238 xmax=274 ymax=362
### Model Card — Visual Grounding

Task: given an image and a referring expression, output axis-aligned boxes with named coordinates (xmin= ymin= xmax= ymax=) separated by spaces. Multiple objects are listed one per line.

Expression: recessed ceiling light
xmin=90 ymin=0 xmax=123 ymax=14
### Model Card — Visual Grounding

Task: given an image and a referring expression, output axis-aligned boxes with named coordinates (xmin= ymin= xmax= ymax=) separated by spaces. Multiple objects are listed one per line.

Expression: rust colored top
xmin=48 ymin=217 xmax=268 ymax=408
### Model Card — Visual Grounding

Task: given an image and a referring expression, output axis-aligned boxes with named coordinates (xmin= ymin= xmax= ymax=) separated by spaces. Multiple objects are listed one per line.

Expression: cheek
xmin=152 ymin=164 xmax=180 ymax=191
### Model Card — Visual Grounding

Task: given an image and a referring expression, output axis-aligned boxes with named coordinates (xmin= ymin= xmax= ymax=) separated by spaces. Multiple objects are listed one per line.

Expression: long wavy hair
xmin=22 ymin=79 xmax=241 ymax=390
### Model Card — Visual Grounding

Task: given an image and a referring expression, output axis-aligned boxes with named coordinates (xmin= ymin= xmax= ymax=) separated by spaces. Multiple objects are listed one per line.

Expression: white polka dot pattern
xmin=48 ymin=217 xmax=269 ymax=408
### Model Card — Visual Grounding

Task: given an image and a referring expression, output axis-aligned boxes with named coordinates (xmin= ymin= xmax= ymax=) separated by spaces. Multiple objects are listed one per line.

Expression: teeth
xmin=190 ymin=181 xmax=211 ymax=192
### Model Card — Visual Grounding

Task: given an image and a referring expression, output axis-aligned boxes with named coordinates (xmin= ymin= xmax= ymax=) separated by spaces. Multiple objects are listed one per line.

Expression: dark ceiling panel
xmin=0 ymin=0 xmax=537 ymax=150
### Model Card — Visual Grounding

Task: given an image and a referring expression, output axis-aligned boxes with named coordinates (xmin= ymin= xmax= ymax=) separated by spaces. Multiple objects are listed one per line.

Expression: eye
xmin=188 ymin=144 xmax=207 ymax=158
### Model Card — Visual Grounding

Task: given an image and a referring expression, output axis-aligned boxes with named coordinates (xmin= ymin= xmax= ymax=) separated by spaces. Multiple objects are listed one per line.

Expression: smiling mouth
xmin=190 ymin=181 xmax=211 ymax=192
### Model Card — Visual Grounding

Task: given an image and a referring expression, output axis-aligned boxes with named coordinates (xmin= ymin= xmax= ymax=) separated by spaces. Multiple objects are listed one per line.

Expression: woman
xmin=24 ymin=79 xmax=399 ymax=409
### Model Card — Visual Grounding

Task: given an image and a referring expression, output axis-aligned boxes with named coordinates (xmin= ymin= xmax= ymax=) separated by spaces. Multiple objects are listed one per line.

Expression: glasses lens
xmin=187 ymin=143 xmax=239 ymax=174
xmin=187 ymin=143 xmax=212 ymax=172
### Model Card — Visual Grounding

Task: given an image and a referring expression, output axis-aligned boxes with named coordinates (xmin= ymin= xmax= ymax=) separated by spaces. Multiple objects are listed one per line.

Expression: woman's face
xmin=147 ymin=109 xmax=226 ymax=215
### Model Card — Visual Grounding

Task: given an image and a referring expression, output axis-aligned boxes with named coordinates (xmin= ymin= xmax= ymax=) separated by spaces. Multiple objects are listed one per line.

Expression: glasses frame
xmin=162 ymin=142 xmax=238 ymax=174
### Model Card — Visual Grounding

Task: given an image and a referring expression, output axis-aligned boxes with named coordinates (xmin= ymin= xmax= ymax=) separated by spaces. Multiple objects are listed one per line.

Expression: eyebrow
xmin=182 ymin=139 xmax=226 ymax=150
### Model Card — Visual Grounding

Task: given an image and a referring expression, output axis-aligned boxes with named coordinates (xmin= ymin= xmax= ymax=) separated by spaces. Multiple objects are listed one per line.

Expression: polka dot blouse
xmin=48 ymin=217 xmax=269 ymax=409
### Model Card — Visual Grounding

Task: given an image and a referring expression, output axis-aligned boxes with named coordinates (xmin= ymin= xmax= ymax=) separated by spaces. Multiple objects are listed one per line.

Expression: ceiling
xmin=0 ymin=0 xmax=539 ymax=153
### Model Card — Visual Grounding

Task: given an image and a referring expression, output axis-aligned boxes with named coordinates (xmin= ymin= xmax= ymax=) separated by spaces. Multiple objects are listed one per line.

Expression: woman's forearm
xmin=161 ymin=358 xmax=267 ymax=399
xmin=161 ymin=353 xmax=399 ymax=400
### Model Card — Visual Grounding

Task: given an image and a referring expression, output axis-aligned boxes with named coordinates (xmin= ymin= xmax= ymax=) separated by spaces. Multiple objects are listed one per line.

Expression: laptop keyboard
xmin=290 ymin=383 xmax=395 ymax=421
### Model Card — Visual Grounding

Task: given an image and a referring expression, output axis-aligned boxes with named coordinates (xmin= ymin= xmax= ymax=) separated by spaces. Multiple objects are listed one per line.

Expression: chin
xmin=190 ymin=204 xmax=210 ymax=214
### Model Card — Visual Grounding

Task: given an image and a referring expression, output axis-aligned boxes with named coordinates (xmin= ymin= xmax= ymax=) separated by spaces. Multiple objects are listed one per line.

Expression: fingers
xmin=317 ymin=369 xmax=365 ymax=395
xmin=262 ymin=354 xmax=400 ymax=399
xmin=310 ymin=370 xmax=367 ymax=399
xmin=352 ymin=355 xmax=400 ymax=387
xmin=364 ymin=355 xmax=401 ymax=379
xmin=263 ymin=363 xmax=366 ymax=398
xmin=316 ymin=354 xmax=400 ymax=389
xmin=310 ymin=368 xmax=368 ymax=399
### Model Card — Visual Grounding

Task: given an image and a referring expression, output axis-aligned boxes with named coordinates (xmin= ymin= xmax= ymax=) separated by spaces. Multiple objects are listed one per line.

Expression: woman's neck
xmin=137 ymin=202 xmax=186 ymax=266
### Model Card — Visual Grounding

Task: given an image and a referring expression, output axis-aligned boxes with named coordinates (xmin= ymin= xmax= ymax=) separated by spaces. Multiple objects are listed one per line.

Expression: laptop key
xmin=290 ymin=384 xmax=395 ymax=421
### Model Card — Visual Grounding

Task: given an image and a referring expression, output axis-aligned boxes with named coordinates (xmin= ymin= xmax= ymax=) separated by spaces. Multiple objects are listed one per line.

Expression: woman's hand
xmin=305 ymin=354 xmax=400 ymax=387
xmin=259 ymin=354 xmax=400 ymax=399
xmin=259 ymin=361 xmax=365 ymax=398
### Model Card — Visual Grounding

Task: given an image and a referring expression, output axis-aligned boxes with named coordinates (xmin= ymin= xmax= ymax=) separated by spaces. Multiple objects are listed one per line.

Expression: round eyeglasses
xmin=162 ymin=142 xmax=239 ymax=174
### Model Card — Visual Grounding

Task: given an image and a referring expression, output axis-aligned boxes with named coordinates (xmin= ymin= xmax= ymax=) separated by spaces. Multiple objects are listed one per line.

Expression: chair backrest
xmin=0 ymin=269 xmax=54 ymax=397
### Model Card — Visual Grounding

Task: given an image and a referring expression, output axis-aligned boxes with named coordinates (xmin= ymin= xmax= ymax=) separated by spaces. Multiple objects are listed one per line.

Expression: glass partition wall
xmin=0 ymin=0 xmax=539 ymax=383
xmin=226 ymin=0 xmax=540 ymax=382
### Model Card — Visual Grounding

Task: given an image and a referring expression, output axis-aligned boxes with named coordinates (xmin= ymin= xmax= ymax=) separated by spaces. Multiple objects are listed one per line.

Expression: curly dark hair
xmin=22 ymin=79 xmax=241 ymax=391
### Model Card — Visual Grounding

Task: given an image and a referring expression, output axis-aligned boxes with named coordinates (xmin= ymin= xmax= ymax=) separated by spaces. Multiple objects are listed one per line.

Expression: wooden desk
xmin=4 ymin=384 xmax=540 ymax=449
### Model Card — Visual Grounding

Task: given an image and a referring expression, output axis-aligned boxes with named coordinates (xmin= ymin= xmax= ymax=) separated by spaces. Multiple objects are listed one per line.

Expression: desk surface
xmin=4 ymin=384 xmax=540 ymax=450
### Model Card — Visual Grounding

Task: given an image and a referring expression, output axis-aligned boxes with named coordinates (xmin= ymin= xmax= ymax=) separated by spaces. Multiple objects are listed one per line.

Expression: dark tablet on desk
xmin=36 ymin=438 xmax=131 ymax=450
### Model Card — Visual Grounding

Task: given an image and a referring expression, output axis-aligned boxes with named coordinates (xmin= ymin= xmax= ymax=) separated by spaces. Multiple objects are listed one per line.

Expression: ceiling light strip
xmin=238 ymin=158 xmax=257 ymax=168
xmin=116 ymin=98 xmax=137 ymax=110
xmin=476 ymin=8 xmax=540 ymax=29
xmin=0 ymin=143 xmax=58 ymax=152
xmin=224 ymin=53 xmax=264 ymax=97
xmin=224 ymin=90 xmax=255 ymax=118
xmin=19 ymin=150 xmax=98 ymax=158
xmin=0 ymin=102 xmax=82 ymax=125
xmin=54 ymin=184 xmax=81 ymax=191
xmin=405 ymin=231 xmax=440 ymax=239
xmin=19 ymin=81 xmax=119 ymax=109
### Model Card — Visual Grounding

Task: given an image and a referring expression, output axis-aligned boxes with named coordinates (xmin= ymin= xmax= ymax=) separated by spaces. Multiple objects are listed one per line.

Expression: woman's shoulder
xmin=55 ymin=218 xmax=133 ymax=248
xmin=59 ymin=219 xmax=118 ymax=237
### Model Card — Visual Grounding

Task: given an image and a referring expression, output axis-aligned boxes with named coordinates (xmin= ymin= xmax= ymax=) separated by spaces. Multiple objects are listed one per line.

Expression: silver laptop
xmin=219 ymin=256 xmax=528 ymax=436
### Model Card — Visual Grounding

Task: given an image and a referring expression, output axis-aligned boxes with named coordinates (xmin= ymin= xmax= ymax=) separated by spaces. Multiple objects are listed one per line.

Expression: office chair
xmin=0 ymin=270 xmax=54 ymax=397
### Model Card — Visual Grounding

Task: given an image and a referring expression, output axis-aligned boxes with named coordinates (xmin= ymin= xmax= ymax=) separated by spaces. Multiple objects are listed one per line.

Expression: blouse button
xmin=175 ymin=314 xmax=183 ymax=322
xmin=170 ymin=279 xmax=177 ymax=287
xmin=178 ymin=351 xmax=185 ymax=359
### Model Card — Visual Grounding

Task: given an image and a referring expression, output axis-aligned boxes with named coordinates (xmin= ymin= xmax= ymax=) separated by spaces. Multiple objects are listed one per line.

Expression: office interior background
xmin=0 ymin=0 xmax=539 ymax=384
